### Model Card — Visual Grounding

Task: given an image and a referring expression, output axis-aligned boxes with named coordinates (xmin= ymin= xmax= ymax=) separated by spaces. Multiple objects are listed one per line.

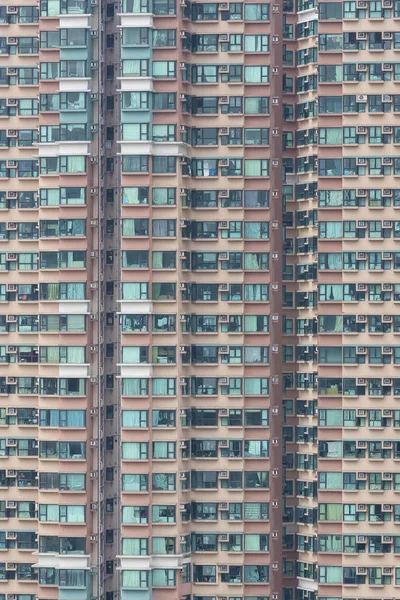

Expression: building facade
xmin=0 ymin=0 xmax=399 ymax=599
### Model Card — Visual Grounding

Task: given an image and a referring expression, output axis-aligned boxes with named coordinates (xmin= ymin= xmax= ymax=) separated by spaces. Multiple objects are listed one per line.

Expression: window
xmin=122 ymin=442 xmax=148 ymax=460
xmin=153 ymin=441 xmax=176 ymax=459
xmin=153 ymin=61 xmax=176 ymax=78
xmin=245 ymin=4 xmax=269 ymax=20
xmin=122 ymin=474 xmax=148 ymax=491
xmin=152 ymin=505 xmax=175 ymax=523
xmin=245 ymin=97 xmax=269 ymax=114
xmin=153 ymin=92 xmax=176 ymax=110
xmin=244 ymin=35 xmax=269 ymax=52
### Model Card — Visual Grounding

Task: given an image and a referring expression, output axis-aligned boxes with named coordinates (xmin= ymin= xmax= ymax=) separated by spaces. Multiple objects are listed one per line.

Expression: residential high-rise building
xmin=1 ymin=0 xmax=400 ymax=599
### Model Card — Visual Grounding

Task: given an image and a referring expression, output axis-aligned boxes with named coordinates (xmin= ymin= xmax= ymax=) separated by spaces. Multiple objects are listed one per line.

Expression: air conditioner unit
xmin=219 ymin=65 xmax=229 ymax=73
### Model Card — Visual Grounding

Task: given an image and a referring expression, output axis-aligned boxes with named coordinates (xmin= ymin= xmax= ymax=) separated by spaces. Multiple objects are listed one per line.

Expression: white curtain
xmin=122 ymin=474 xmax=142 ymax=491
xmin=66 ymin=410 xmax=85 ymax=427
xmin=245 ymin=534 xmax=264 ymax=551
xmin=66 ymin=346 xmax=85 ymax=363
xmin=122 ymin=442 xmax=144 ymax=459
xmin=122 ymin=506 xmax=144 ymax=524
xmin=67 ymin=156 xmax=85 ymax=172
xmin=152 ymin=188 xmax=169 ymax=205
xmin=153 ymin=569 xmax=173 ymax=586
xmin=244 ymin=253 xmax=262 ymax=270
xmin=122 ymin=347 xmax=142 ymax=363
xmin=244 ymin=222 xmax=262 ymax=238
xmin=66 ymin=315 xmax=85 ymax=332
xmin=123 ymin=187 xmax=143 ymax=204
xmin=152 ymin=537 xmax=168 ymax=554
xmin=152 ymin=252 xmax=163 ymax=268
xmin=324 ymin=222 xmax=343 ymax=238
xmin=244 ymin=160 xmax=261 ymax=177
xmin=122 ymin=539 xmax=142 ymax=555
xmin=122 ymin=411 xmax=146 ymax=427
xmin=244 ymin=316 xmax=257 ymax=332
xmin=122 ymin=570 xmax=146 ymax=587
xmin=244 ymin=346 xmax=263 ymax=363
xmin=123 ymin=60 xmax=143 ymax=76
xmin=43 ymin=189 xmax=59 ymax=205
xmin=153 ymin=442 xmax=169 ymax=459
xmin=152 ymin=220 xmax=169 ymax=237
xmin=124 ymin=0 xmax=145 ymax=11
xmin=122 ymin=219 xmax=136 ymax=236
xmin=42 ymin=504 xmax=59 ymax=521
xmin=245 ymin=35 xmax=265 ymax=52
xmin=324 ymin=127 xmax=343 ymax=144
xmin=244 ymin=284 xmax=261 ymax=301
xmin=244 ymin=66 xmax=263 ymax=82
xmin=122 ymin=378 xmax=148 ymax=396
xmin=65 ymin=505 xmax=85 ymax=523
xmin=327 ymin=254 xmax=343 ymax=269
